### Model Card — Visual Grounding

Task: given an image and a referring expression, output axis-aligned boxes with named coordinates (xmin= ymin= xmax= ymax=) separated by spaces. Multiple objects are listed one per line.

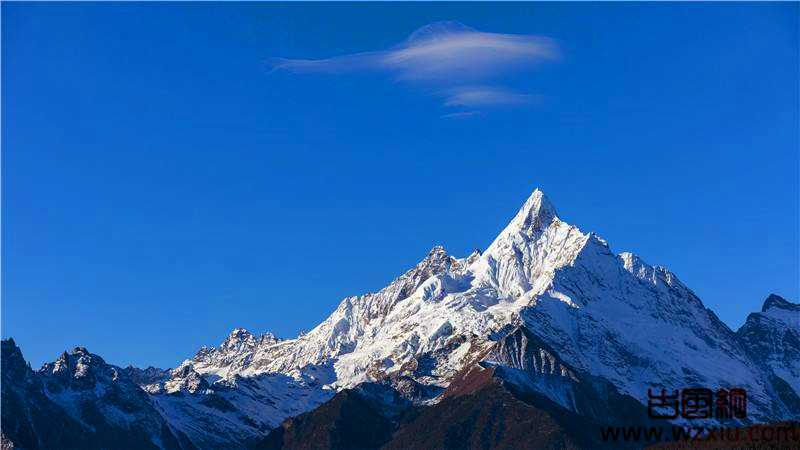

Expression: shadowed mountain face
xmin=1 ymin=339 xmax=90 ymax=450
xmin=388 ymin=362 xmax=590 ymax=450
xmin=254 ymin=366 xmax=588 ymax=450
xmin=0 ymin=339 xmax=195 ymax=450
xmin=736 ymin=294 xmax=800 ymax=419
xmin=255 ymin=357 xmax=649 ymax=450
xmin=3 ymin=190 xmax=798 ymax=449
xmin=386 ymin=367 xmax=586 ymax=450
xmin=737 ymin=295 xmax=800 ymax=394
xmin=254 ymin=385 xmax=405 ymax=450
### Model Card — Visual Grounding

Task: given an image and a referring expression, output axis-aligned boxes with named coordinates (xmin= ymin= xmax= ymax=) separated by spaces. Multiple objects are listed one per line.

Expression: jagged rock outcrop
xmin=124 ymin=366 xmax=171 ymax=387
xmin=1 ymin=339 xmax=195 ymax=450
xmin=737 ymin=294 xmax=800 ymax=413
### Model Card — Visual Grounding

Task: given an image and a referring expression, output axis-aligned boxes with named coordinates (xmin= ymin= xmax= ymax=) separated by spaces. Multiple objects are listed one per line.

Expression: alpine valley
xmin=3 ymin=190 xmax=798 ymax=449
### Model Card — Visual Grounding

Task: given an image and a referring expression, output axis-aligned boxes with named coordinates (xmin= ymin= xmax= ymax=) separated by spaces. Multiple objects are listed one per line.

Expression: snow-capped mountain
xmin=0 ymin=339 xmax=195 ymax=450
xmin=3 ymin=189 xmax=797 ymax=449
xmin=737 ymin=294 xmax=800 ymax=408
xmin=139 ymin=189 xmax=798 ymax=446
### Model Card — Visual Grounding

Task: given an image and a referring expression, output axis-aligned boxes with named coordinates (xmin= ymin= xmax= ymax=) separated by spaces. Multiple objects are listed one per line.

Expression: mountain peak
xmin=761 ymin=294 xmax=799 ymax=313
xmin=428 ymin=244 xmax=445 ymax=253
xmin=425 ymin=245 xmax=448 ymax=260
xmin=220 ymin=328 xmax=257 ymax=350
xmin=229 ymin=327 xmax=253 ymax=339
xmin=506 ymin=188 xmax=558 ymax=236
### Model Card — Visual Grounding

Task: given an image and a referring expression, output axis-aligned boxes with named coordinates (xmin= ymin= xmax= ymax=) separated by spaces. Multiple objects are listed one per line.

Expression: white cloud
xmin=441 ymin=111 xmax=482 ymax=119
xmin=443 ymin=86 xmax=537 ymax=107
xmin=380 ymin=22 xmax=558 ymax=82
xmin=269 ymin=21 xmax=559 ymax=112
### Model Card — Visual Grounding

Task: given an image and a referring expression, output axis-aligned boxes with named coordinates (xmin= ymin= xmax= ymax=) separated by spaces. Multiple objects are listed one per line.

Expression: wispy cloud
xmin=441 ymin=111 xmax=482 ymax=119
xmin=269 ymin=21 xmax=559 ymax=114
xmin=442 ymin=86 xmax=538 ymax=108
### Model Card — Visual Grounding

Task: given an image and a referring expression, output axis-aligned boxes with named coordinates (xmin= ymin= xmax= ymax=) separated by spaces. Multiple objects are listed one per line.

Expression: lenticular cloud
xmin=381 ymin=22 xmax=558 ymax=81
xmin=269 ymin=21 xmax=559 ymax=108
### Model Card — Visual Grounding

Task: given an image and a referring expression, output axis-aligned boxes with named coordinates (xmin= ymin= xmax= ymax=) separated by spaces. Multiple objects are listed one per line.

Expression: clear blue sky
xmin=3 ymin=3 xmax=798 ymax=369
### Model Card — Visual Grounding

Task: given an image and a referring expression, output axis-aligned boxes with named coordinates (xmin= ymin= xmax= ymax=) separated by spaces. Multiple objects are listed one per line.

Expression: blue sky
xmin=3 ymin=3 xmax=798 ymax=369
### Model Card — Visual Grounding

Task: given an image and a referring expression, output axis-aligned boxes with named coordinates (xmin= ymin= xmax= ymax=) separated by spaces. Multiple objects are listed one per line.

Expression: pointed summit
xmin=399 ymin=245 xmax=452 ymax=277
xmin=425 ymin=245 xmax=448 ymax=262
xmin=506 ymin=188 xmax=558 ymax=236
xmin=761 ymin=294 xmax=799 ymax=313
xmin=483 ymin=188 xmax=565 ymax=270
xmin=228 ymin=328 xmax=253 ymax=339
xmin=220 ymin=328 xmax=256 ymax=350
xmin=410 ymin=245 xmax=452 ymax=279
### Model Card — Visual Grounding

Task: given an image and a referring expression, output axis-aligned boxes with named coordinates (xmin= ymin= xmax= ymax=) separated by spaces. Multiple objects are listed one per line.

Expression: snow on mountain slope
xmin=139 ymin=331 xmax=334 ymax=448
xmin=145 ymin=188 xmax=797 ymax=446
xmin=737 ymin=294 xmax=800 ymax=403
xmin=179 ymin=191 xmax=589 ymax=390
xmin=515 ymin=237 xmax=792 ymax=423
xmin=1 ymin=339 xmax=195 ymax=450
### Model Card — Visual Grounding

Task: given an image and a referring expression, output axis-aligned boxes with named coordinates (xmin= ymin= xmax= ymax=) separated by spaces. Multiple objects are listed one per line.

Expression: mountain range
xmin=3 ymin=189 xmax=798 ymax=449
